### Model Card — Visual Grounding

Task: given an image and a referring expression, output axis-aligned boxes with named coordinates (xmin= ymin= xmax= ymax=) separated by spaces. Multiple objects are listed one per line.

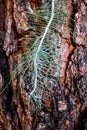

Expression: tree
xmin=0 ymin=0 xmax=87 ymax=130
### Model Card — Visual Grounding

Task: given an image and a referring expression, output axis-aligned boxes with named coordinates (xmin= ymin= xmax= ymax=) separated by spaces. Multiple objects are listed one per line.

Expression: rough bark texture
xmin=0 ymin=0 xmax=87 ymax=130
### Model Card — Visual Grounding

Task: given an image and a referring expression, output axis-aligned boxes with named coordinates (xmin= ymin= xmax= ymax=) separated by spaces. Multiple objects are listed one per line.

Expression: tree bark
xmin=0 ymin=0 xmax=87 ymax=130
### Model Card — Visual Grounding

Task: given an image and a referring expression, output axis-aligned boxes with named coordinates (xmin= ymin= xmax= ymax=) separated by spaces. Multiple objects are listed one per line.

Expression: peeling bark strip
xmin=0 ymin=0 xmax=87 ymax=130
xmin=3 ymin=0 xmax=15 ymax=56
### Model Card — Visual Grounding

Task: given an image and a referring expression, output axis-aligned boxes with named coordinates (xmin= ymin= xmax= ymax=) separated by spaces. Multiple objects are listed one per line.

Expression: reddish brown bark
xmin=0 ymin=0 xmax=87 ymax=130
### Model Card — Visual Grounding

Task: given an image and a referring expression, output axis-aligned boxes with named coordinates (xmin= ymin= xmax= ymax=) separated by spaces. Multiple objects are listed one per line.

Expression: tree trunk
xmin=0 ymin=0 xmax=87 ymax=130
